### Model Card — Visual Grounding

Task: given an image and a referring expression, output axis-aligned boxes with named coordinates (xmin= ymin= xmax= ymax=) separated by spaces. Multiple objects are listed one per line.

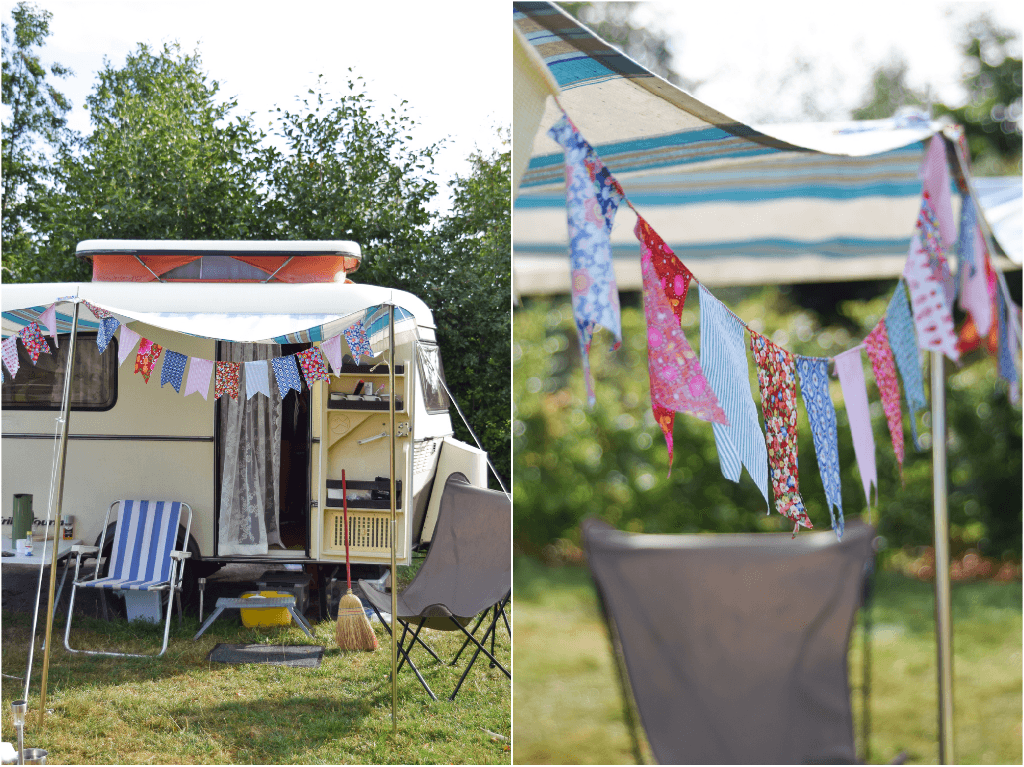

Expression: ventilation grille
xmin=324 ymin=511 xmax=392 ymax=555
xmin=413 ymin=439 xmax=440 ymax=475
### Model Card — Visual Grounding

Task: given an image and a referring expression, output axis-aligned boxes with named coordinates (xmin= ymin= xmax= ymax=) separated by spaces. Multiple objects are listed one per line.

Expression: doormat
xmin=208 ymin=643 xmax=324 ymax=667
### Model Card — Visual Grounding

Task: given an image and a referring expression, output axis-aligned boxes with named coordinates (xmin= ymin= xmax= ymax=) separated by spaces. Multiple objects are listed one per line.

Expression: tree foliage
xmin=1 ymin=0 xmax=75 ymax=281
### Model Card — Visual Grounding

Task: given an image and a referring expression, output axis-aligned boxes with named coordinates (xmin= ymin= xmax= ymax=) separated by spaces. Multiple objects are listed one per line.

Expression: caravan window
xmin=417 ymin=342 xmax=449 ymax=413
xmin=1 ymin=334 xmax=117 ymax=411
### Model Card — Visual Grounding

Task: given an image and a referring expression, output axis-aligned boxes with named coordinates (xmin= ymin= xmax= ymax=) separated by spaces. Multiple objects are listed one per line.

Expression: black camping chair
xmin=359 ymin=472 xmax=511 ymax=701
xmin=581 ymin=517 xmax=876 ymax=765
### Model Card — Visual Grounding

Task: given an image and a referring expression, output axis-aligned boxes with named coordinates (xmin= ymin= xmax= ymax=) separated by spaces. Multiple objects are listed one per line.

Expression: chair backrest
xmin=401 ymin=473 xmax=511 ymax=619
xmin=582 ymin=517 xmax=875 ymax=765
xmin=108 ymin=500 xmax=184 ymax=585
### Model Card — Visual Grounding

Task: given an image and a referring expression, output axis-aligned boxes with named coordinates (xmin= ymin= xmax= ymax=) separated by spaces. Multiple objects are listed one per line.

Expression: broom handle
xmin=342 ymin=470 xmax=352 ymax=591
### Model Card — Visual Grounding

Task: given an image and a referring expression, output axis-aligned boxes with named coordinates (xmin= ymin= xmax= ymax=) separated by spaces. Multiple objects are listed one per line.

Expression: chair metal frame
xmin=64 ymin=500 xmax=193 ymax=658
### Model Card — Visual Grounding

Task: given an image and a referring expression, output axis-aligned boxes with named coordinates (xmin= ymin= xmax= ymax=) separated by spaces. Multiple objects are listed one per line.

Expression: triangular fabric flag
xmin=160 ymin=350 xmax=187 ymax=393
xmin=918 ymin=192 xmax=956 ymax=308
xmin=920 ymin=135 xmax=956 ymax=250
xmin=749 ymin=330 xmax=812 ymax=535
xmin=956 ymin=195 xmax=993 ymax=337
xmin=2 ymin=336 xmax=20 ymax=379
xmin=97 ymin=316 xmax=120 ymax=354
xmin=215 ymin=361 xmax=240 ymax=400
xmin=886 ymin=283 xmax=927 ymax=450
xmin=244 ymin=359 xmax=272 ymax=400
xmin=18 ymin=323 xmax=50 ymax=364
xmin=82 ymin=300 xmax=114 ymax=320
xmin=134 ymin=339 xmax=163 ymax=383
xmin=271 ymin=355 xmax=303 ymax=398
xmin=640 ymin=233 xmax=727 ymax=471
xmin=834 ymin=347 xmax=877 ymax=507
xmin=997 ymin=289 xmax=1019 ymax=387
xmin=184 ymin=357 xmax=214 ymax=399
xmin=635 ymin=214 xmax=694 ymax=323
xmin=37 ymin=304 xmax=58 ymax=347
xmin=117 ymin=326 xmax=141 ymax=367
xmin=343 ymin=321 xmax=374 ymax=364
xmin=698 ymin=285 xmax=770 ymax=509
xmin=320 ymin=334 xmax=343 ymax=374
xmin=904 ymin=209 xmax=958 ymax=362
xmin=795 ymin=356 xmax=844 ymax=538
xmin=548 ymin=113 xmax=622 ymax=406
xmin=865 ymin=321 xmax=905 ymax=482
xmin=297 ymin=347 xmax=330 ymax=388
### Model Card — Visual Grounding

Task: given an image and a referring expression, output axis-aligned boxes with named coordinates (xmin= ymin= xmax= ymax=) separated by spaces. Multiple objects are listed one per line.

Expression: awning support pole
xmin=38 ymin=300 xmax=81 ymax=727
xmin=931 ymin=350 xmax=955 ymax=763
xmin=388 ymin=304 xmax=398 ymax=733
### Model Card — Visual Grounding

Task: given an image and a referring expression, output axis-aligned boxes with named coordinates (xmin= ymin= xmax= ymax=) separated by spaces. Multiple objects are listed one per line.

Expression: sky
xmin=2 ymin=0 xmax=510 ymax=212
xmin=642 ymin=1 xmax=1023 ymax=126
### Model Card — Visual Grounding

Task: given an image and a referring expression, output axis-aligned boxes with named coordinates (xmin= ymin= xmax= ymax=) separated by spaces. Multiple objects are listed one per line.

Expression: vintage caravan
xmin=1 ymin=240 xmax=489 ymax=605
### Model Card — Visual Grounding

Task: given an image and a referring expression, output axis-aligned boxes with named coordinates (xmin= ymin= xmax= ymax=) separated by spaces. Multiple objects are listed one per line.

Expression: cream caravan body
xmin=1 ymin=241 xmax=486 ymax=594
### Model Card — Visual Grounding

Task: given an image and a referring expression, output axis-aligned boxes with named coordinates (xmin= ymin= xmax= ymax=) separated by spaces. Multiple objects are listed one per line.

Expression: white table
xmin=1 ymin=533 xmax=81 ymax=566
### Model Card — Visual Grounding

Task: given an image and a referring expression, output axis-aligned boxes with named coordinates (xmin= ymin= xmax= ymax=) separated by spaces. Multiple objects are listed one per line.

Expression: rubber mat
xmin=208 ymin=643 xmax=323 ymax=667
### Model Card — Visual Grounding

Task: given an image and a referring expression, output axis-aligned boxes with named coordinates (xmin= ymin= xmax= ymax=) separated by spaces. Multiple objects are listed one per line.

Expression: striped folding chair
xmin=64 ymin=500 xmax=193 ymax=658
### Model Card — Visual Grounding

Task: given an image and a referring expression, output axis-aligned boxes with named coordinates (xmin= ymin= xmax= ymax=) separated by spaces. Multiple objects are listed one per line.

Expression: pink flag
xmin=865 ymin=321 xmax=905 ymax=482
xmin=834 ymin=347 xmax=877 ymax=506
xmin=2 ymin=336 xmax=20 ymax=379
xmin=118 ymin=326 xmax=141 ymax=366
xmin=640 ymin=236 xmax=727 ymax=473
xmin=184 ymin=357 xmax=214 ymax=399
xmin=904 ymin=226 xmax=959 ymax=362
xmin=920 ymin=136 xmax=956 ymax=249
xmin=320 ymin=334 xmax=343 ymax=373
xmin=38 ymin=304 xmax=59 ymax=347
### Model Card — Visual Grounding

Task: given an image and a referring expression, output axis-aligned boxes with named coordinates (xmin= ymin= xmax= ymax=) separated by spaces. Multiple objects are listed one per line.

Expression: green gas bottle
xmin=12 ymin=494 xmax=33 ymax=542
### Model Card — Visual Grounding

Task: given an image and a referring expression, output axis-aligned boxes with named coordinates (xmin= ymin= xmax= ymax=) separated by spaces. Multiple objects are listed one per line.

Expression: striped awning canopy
xmin=513 ymin=1 xmax=1019 ymax=296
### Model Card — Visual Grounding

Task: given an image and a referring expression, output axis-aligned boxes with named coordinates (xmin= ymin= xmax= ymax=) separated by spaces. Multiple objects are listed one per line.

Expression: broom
xmin=335 ymin=469 xmax=379 ymax=651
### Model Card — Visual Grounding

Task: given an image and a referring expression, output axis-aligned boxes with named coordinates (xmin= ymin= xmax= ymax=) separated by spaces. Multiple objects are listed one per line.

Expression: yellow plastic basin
xmin=239 ymin=590 xmax=293 ymax=628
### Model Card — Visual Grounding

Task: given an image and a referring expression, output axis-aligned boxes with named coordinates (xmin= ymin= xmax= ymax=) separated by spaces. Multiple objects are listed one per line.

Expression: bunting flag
xmin=97 ymin=316 xmax=121 ymax=354
xmin=118 ymin=326 xmax=141 ymax=367
xmin=134 ymin=339 xmax=163 ymax=383
xmin=2 ymin=336 xmax=21 ymax=379
xmin=160 ymin=350 xmax=187 ymax=393
xmin=343 ymin=321 xmax=374 ymax=364
xmin=639 ymin=230 xmax=727 ymax=470
xmin=271 ymin=355 xmax=303 ymax=397
xmin=698 ymin=285 xmax=770 ymax=508
xmin=635 ymin=214 xmax=694 ymax=323
xmin=834 ymin=347 xmax=877 ymax=507
xmin=918 ymin=193 xmax=955 ymax=308
xmin=37 ymin=304 xmax=58 ymax=347
xmin=865 ymin=321 xmax=906 ymax=481
xmin=920 ymin=135 xmax=957 ymax=250
xmin=997 ymin=289 xmax=1019 ymax=387
xmin=795 ymin=356 xmax=844 ymax=539
xmin=885 ymin=283 xmax=927 ymax=450
xmin=904 ymin=210 xmax=958 ymax=362
xmin=297 ymin=347 xmax=330 ymax=388
xmin=215 ymin=361 xmax=240 ymax=400
xmin=184 ymin=357 xmax=214 ymax=399
xmin=244 ymin=359 xmax=272 ymax=400
xmin=18 ymin=323 xmax=50 ymax=364
xmin=82 ymin=300 xmax=114 ymax=320
xmin=549 ymin=113 xmax=622 ymax=405
xmin=957 ymin=195 xmax=993 ymax=337
xmin=320 ymin=334 xmax=343 ymax=374
xmin=749 ymin=330 xmax=811 ymax=534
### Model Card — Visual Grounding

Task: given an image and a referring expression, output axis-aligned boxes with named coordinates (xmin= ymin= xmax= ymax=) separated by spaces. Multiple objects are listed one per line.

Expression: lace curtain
xmin=217 ymin=343 xmax=283 ymax=555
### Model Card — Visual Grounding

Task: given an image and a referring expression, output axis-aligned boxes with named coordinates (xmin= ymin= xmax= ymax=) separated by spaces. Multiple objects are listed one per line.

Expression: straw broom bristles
xmin=336 ymin=589 xmax=378 ymax=650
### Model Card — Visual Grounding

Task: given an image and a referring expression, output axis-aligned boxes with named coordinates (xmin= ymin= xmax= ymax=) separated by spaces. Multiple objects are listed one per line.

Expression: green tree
xmin=36 ymin=41 xmax=265 ymax=282
xmin=1 ymin=1 xmax=75 ymax=281
xmin=852 ymin=55 xmax=933 ymax=121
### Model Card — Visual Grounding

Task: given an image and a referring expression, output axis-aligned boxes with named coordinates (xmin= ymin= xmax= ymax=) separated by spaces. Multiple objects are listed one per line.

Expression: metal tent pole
xmin=930 ymin=350 xmax=955 ymax=763
xmin=38 ymin=300 xmax=81 ymax=726
xmin=388 ymin=304 xmax=398 ymax=733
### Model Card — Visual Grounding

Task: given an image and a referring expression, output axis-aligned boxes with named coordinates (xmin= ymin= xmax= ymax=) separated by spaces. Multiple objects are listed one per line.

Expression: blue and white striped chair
xmin=64 ymin=500 xmax=193 ymax=658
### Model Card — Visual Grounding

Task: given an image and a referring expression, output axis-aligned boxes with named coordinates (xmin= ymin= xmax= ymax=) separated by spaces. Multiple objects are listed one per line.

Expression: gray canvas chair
xmin=360 ymin=472 xmax=511 ymax=701
xmin=582 ymin=517 xmax=876 ymax=765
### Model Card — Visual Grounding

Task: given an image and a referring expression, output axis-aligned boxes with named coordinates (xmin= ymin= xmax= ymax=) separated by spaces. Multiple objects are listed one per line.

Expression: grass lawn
xmin=1 ymin=596 xmax=511 ymax=764
xmin=512 ymin=556 xmax=1021 ymax=765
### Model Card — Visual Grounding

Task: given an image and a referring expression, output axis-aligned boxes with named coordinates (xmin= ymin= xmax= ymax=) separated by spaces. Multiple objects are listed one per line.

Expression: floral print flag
xmin=639 ymin=226 xmax=727 ymax=471
xmin=18 ymin=323 xmax=51 ymax=364
xmin=548 ymin=113 xmax=623 ymax=406
xmin=134 ymin=339 xmax=163 ymax=383
xmin=215 ymin=361 xmax=240 ymax=400
xmin=343 ymin=321 xmax=374 ymax=364
xmin=796 ymin=356 xmax=844 ymax=539
xmin=750 ymin=330 xmax=812 ymax=535
xmin=2 ymin=336 xmax=20 ymax=379
xmin=865 ymin=321 xmax=905 ymax=482
xmin=297 ymin=346 xmax=330 ymax=388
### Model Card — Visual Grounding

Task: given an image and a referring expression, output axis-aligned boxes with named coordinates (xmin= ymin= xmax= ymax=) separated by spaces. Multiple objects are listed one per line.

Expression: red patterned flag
xmin=134 ymin=339 xmax=163 ymax=383
xmin=297 ymin=346 xmax=330 ymax=388
xmin=18 ymin=323 xmax=51 ymax=364
xmin=749 ymin=329 xmax=812 ymax=535
xmin=635 ymin=214 xmax=694 ymax=323
xmin=865 ymin=321 xmax=905 ymax=482
xmin=215 ymin=361 xmax=240 ymax=400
